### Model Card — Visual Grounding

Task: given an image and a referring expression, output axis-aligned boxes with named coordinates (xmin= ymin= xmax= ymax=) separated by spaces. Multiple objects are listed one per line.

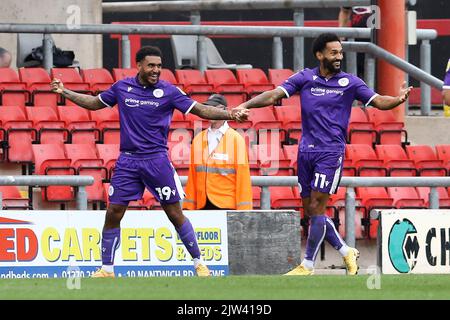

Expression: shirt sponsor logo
xmin=338 ymin=78 xmax=349 ymax=87
xmin=124 ymin=98 xmax=160 ymax=108
xmin=310 ymin=87 xmax=344 ymax=97
xmin=153 ymin=89 xmax=164 ymax=98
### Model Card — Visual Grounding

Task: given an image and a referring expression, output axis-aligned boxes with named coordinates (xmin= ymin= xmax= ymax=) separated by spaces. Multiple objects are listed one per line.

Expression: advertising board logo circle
xmin=388 ymin=218 xmax=420 ymax=273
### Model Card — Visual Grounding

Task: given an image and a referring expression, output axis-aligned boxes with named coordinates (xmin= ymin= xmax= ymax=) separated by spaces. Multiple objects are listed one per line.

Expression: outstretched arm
xmin=370 ymin=82 xmax=412 ymax=110
xmin=190 ymin=103 xmax=249 ymax=122
xmin=237 ymin=88 xmax=286 ymax=109
xmin=51 ymin=78 xmax=106 ymax=110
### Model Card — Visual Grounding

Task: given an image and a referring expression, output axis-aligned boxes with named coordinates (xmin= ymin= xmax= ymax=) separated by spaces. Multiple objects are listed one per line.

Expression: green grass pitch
xmin=1 ymin=275 xmax=450 ymax=300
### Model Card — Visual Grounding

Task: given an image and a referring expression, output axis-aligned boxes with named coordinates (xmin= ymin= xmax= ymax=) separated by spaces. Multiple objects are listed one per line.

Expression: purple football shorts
xmin=108 ymin=153 xmax=184 ymax=205
xmin=297 ymin=151 xmax=344 ymax=198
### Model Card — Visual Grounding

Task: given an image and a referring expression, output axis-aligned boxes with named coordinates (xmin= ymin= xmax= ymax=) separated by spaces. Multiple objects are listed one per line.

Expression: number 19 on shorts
xmin=155 ymin=186 xmax=175 ymax=200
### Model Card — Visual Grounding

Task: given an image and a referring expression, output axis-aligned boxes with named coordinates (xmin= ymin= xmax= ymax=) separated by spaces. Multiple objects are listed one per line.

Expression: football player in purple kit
xmin=51 ymin=46 xmax=249 ymax=278
xmin=443 ymin=58 xmax=450 ymax=106
xmin=237 ymin=33 xmax=412 ymax=275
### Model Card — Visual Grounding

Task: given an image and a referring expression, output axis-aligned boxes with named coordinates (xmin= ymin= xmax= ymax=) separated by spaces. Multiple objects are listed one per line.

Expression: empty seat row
xmin=345 ymin=144 xmax=449 ymax=177
xmin=0 ymin=106 xmax=119 ymax=162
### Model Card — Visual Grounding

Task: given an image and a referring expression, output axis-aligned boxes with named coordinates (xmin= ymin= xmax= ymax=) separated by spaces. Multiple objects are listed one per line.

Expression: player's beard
xmin=323 ymin=57 xmax=342 ymax=74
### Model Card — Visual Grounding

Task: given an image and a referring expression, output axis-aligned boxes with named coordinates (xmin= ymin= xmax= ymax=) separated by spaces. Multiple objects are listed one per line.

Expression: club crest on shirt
xmin=153 ymin=89 xmax=164 ymax=98
xmin=108 ymin=185 xmax=114 ymax=196
xmin=338 ymin=78 xmax=349 ymax=87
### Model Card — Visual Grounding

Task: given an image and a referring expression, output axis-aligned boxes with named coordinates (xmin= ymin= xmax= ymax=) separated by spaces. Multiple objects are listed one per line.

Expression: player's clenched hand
xmin=50 ymin=78 xmax=64 ymax=94
xmin=230 ymin=107 xmax=249 ymax=122
xmin=398 ymin=81 xmax=412 ymax=103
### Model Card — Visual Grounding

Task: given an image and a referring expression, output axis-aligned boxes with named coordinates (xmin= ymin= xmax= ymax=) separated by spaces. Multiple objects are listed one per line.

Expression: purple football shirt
xmin=279 ymin=67 xmax=377 ymax=153
xmin=99 ymin=76 xmax=196 ymax=155
xmin=444 ymin=58 xmax=450 ymax=89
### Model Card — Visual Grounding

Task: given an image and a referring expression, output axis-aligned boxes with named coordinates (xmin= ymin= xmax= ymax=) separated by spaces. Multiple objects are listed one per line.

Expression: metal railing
xmin=102 ymin=0 xmax=371 ymax=12
xmin=0 ymin=176 xmax=94 ymax=210
xmin=0 ymin=22 xmax=438 ymax=114
xmin=180 ymin=175 xmax=450 ymax=247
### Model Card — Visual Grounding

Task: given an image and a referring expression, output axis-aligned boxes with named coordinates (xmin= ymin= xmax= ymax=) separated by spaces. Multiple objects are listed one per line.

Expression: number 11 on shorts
xmin=314 ymin=173 xmax=326 ymax=189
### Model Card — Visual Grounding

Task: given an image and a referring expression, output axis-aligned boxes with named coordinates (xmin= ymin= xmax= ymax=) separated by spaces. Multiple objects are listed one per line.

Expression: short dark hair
xmin=135 ymin=46 xmax=162 ymax=63
xmin=312 ymin=33 xmax=341 ymax=57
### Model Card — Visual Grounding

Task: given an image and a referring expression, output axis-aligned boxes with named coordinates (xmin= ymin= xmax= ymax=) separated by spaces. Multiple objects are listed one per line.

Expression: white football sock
xmin=339 ymin=245 xmax=350 ymax=257
xmin=102 ymin=265 xmax=114 ymax=273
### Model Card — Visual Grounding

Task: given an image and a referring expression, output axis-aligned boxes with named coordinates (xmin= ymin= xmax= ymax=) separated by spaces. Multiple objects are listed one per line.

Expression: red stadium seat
xmin=254 ymin=144 xmax=293 ymax=176
xmin=57 ymin=106 xmax=100 ymax=144
xmin=252 ymin=186 xmax=261 ymax=209
xmin=160 ymin=68 xmax=182 ymax=88
xmin=168 ymin=141 xmax=190 ymax=177
xmin=345 ymin=144 xmax=387 ymax=176
xmin=25 ymin=106 xmax=68 ymax=145
xmin=365 ymin=108 xmax=408 ymax=145
xmin=249 ymin=108 xmax=284 ymax=145
xmin=270 ymin=186 xmax=301 ymax=210
xmin=435 ymin=144 xmax=450 ymax=172
xmin=112 ymin=68 xmax=137 ymax=81
xmin=406 ymin=145 xmax=447 ymax=176
xmin=416 ymin=187 xmax=450 ymax=208
xmin=348 ymin=107 xmax=376 ymax=146
xmin=387 ymin=187 xmax=425 ymax=209
xmin=96 ymin=144 xmax=120 ymax=180
xmin=328 ymin=187 xmax=365 ymax=239
xmin=204 ymin=69 xmax=245 ymax=93
xmin=18 ymin=67 xmax=58 ymax=108
xmin=273 ymin=105 xmax=301 ymax=144
xmin=50 ymin=68 xmax=91 ymax=105
xmin=0 ymin=106 xmax=37 ymax=163
xmin=375 ymin=144 xmax=417 ymax=176
xmin=0 ymin=67 xmax=28 ymax=106
xmin=0 ymin=186 xmax=30 ymax=209
xmin=283 ymin=144 xmax=298 ymax=169
xmin=268 ymin=68 xmax=294 ymax=87
xmin=89 ymin=108 xmax=120 ymax=144
xmin=236 ymin=69 xmax=274 ymax=97
xmin=81 ymin=68 xmax=114 ymax=93
xmin=64 ymin=144 xmax=107 ymax=202
xmin=175 ymin=70 xmax=214 ymax=93
xmin=32 ymin=144 xmax=75 ymax=202
xmin=356 ymin=187 xmax=394 ymax=239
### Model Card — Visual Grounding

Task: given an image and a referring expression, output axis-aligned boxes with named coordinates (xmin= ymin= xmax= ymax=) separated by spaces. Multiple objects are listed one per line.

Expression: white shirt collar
xmin=207 ymin=121 xmax=229 ymax=135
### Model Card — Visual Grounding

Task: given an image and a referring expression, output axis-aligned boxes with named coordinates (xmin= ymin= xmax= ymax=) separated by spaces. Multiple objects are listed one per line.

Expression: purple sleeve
xmin=278 ymin=70 xmax=307 ymax=98
xmin=444 ymin=59 xmax=450 ymax=89
xmin=172 ymin=86 xmax=196 ymax=114
xmin=354 ymin=77 xmax=378 ymax=107
xmin=98 ymin=82 xmax=118 ymax=108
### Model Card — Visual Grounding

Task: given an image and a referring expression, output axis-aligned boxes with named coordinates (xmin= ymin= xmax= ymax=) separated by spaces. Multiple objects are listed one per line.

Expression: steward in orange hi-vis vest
xmin=183 ymin=94 xmax=252 ymax=210
xmin=183 ymin=125 xmax=252 ymax=210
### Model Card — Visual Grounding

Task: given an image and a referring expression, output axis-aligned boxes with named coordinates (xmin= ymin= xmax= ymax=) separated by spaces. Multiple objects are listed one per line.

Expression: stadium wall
xmin=0 ymin=0 xmax=102 ymax=69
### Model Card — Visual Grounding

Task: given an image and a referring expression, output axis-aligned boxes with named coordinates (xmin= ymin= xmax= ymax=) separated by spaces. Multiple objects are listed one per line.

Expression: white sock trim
xmin=339 ymin=245 xmax=350 ymax=257
xmin=193 ymin=258 xmax=203 ymax=268
xmin=301 ymin=259 xmax=314 ymax=270
xmin=102 ymin=265 xmax=114 ymax=273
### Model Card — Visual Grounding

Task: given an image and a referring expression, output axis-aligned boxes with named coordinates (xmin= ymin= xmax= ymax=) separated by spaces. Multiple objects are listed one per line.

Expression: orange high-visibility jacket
xmin=183 ymin=127 xmax=252 ymax=210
